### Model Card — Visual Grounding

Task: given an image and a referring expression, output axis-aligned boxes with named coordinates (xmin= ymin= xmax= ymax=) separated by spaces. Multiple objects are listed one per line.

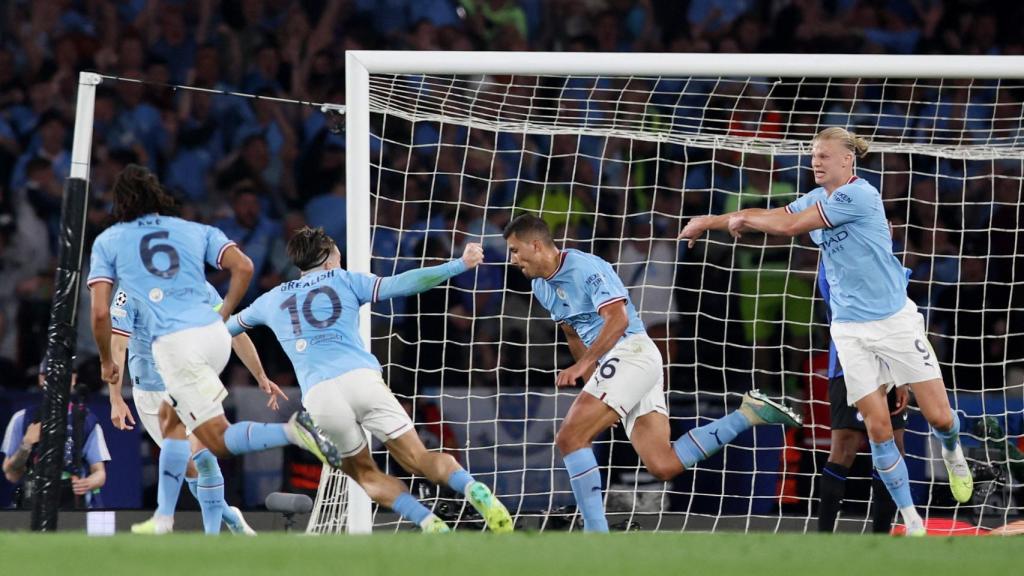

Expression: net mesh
xmin=312 ymin=72 xmax=1024 ymax=533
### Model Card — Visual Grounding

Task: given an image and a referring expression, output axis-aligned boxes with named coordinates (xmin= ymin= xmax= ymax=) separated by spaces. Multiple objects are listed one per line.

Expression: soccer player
xmin=679 ymin=127 xmax=973 ymax=536
xmin=88 ymin=165 xmax=343 ymax=534
xmin=503 ymin=214 xmax=802 ymax=533
xmin=225 ymin=226 xmax=513 ymax=533
xmin=109 ymin=282 xmax=279 ymax=535
xmin=815 ymin=259 xmax=909 ymax=533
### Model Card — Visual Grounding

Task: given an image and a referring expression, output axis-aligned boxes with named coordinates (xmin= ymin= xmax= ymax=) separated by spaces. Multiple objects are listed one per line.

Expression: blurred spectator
xmin=212 ymin=185 xmax=282 ymax=305
xmin=1 ymin=361 xmax=109 ymax=509
xmin=0 ymin=0 xmax=1020 ymax=397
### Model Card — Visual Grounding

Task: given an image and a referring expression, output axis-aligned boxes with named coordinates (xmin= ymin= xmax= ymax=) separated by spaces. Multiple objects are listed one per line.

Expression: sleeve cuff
xmin=447 ymin=258 xmax=469 ymax=275
xmin=216 ymin=242 xmax=238 ymax=269
xmin=596 ymin=296 xmax=628 ymax=312
xmin=87 ymin=277 xmax=114 ymax=287
xmin=816 ymin=202 xmax=834 ymax=228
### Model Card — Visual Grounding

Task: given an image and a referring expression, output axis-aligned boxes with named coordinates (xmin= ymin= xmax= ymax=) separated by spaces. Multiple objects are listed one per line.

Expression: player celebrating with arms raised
xmin=88 ymin=166 xmax=343 ymax=535
xmin=226 ymin=227 xmax=513 ymax=533
xmin=679 ymin=127 xmax=972 ymax=536
xmin=504 ymin=214 xmax=801 ymax=533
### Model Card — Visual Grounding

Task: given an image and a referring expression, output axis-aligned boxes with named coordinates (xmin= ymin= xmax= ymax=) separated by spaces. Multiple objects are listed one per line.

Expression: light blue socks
xmin=673 ymin=411 xmax=752 ymax=468
xmin=224 ymin=422 xmax=290 ymax=455
xmin=563 ymin=448 xmax=608 ymax=533
xmin=156 ymin=439 xmax=190 ymax=517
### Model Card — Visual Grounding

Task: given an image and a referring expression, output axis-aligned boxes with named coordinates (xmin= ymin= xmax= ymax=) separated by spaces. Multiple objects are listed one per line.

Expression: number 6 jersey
xmin=88 ymin=214 xmax=236 ymax=338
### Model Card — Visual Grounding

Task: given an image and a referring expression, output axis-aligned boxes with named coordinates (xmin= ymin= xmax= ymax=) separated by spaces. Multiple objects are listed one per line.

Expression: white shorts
xmin=582 ymin=334 xmax=667 ymax=438
xmin=152 ymin=321 xmax=231 ymax=428
xmin=303 ymin=368 xmax=414 ymax=458
xmin=132 ymin=388 xmax=193 ymax=447
xmin=831 ymin=298 xmax=943 ymax=406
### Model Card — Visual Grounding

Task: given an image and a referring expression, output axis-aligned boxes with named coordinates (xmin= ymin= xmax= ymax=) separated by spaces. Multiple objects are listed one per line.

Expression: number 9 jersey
xmin=225 ymin=268 xmax=382 ymax=397
xmin=87 ymin=214 xmax=236 ymax=338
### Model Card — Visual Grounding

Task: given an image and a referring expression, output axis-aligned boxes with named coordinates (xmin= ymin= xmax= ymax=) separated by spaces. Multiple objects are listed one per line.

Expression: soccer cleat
xmin=421 ymin=516 xmax=452 ymax=534
xmin=941 ymin=444 xmax=974 ymax=503
xmin=131 ymin=514 xmax=173 ymax=535
xmin=289 ymin=411 xmax=344 ymax=468
xmin=224 ymin=506 xmax=257 ymax=535
xmin=738 ymin=389 xmax=803 ymax=429
xmin=902 ymin=518 xmax=927 ymax=537
xmin=465 ymin=482 xmax=514 ymax=534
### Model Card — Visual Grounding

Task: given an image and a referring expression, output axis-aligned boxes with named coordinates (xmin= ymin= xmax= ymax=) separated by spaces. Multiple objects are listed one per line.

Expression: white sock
xmin=154 ymin=513 xmax=174 ymax=531
xmin=900 ymin=506 xmax=922 ymax=526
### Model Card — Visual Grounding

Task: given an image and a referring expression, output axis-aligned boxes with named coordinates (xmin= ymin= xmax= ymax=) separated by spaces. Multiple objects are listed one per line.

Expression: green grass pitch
xmin=0 ymin=532 xmax=1017 ymax=576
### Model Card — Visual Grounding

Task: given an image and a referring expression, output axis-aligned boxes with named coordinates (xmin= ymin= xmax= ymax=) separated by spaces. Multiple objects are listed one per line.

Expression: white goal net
xmin=309 ymin=53 xmax=1024 ymax=534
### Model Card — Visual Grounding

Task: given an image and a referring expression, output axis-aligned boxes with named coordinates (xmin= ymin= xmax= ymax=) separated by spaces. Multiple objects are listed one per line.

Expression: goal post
xmin=325 ymin=51 xmax=1024 ymax=533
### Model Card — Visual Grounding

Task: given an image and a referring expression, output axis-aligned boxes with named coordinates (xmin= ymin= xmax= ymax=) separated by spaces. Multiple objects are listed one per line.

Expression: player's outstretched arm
xmin=678 ymin=207 xmax=788 ymax=248
xmin=231 ymin=332 xmax=288 ymax=410
xmin=728 ymin=205 xmax=825 ymax=239
xmin=375 ymin=242 xmax=483 ymax=301
xmin=108 ymin=334 xmax=135 ymax=430
xmin=219 ymin=245 xmax=254 ymax=320
xmin=89 ymin=282 xmax=120 ymax=387
xmin=555 ymin=301 xmax=629 ymax=387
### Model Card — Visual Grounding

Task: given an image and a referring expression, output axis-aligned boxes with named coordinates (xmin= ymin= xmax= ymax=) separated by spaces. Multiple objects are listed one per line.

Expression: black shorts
xmin=828 ymin=376 xmax=908 ymax=431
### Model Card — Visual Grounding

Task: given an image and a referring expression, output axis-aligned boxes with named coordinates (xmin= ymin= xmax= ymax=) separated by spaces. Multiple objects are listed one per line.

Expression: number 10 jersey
xmin=88 ymin=214 xmax=235 ymax=339
xmin=226 ymin=268 xmax=382 ymax=397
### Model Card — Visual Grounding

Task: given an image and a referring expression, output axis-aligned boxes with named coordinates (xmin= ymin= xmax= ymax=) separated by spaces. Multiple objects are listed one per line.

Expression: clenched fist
xmin=462 ymin=242 xmax=484 ymax=269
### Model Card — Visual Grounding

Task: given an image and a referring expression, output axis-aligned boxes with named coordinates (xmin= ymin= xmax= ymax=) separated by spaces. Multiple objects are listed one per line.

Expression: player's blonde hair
xmin=813 ymin=127 xmax=870 ymax=159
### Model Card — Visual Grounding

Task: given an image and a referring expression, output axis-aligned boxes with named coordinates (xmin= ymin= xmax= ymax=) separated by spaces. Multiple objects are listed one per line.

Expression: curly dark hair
xmin=111 ymin=164 xmax=178 ymax=222
xmin=286 ymin=226 xmax=336 ymax=271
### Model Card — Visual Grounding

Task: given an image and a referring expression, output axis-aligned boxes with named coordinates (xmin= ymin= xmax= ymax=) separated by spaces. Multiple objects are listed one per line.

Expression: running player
xmin=815 ymin=259 xmax=909 ymax=533
xmin=503 ymin=213 xmax=802 ymax=533
xmin=109 ymin=282 xmax=279 ymax=534
xmin=88 ymin=165 xmax=343 ymax=534
xmin=226 ymin=227 xmax=513 ymax=533
xmin=679 ymin=126 xmax=972 ymax=536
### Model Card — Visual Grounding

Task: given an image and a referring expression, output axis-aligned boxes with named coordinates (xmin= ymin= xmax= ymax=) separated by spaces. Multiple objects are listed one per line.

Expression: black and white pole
xmin=31 ymin=72 xmax=101 ymax=531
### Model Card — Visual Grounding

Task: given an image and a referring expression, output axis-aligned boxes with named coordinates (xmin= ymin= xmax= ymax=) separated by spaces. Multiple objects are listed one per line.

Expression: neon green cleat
xmin=738 ymin=389 xmax=803 ymax=429
xmin=942 ymin=445 xmax=974 ymax=503
xmin=466 ymin=482 xmax=514 ymax=533
xmin=421 ymin=516 xmax=451 ymax=534
xmin=289 ymin=411 xmax=343 ymax=468
xmin=131 ymin=515 xmax=173 ymax=535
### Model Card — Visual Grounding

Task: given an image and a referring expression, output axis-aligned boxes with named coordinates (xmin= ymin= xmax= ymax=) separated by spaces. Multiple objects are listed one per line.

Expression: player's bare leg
xmin=909 ymin=377 xmax=972 ymax=503
xmin=386 ymin=430 xmax=513 ymax=532
xmin=342 ymin=446 xmax=449 ymax=533
xmin=629 ymin=412 xmax=684 ymax=481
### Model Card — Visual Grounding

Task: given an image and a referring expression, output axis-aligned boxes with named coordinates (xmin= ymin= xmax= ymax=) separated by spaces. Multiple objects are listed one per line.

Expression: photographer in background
xmin=1 ymin=357 xmax=110 ymax=509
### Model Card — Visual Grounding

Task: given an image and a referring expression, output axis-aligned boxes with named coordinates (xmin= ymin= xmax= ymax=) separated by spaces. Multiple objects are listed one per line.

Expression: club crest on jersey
xmin=114 ymin=290 xmax=128 ymax=307
xmin=148 ymin=288 xmax=164 ymax=302
xmin=556 ymin=287 xmax=567 ymax=300
xmin=295 ymin=339 xmax=308 ymax=352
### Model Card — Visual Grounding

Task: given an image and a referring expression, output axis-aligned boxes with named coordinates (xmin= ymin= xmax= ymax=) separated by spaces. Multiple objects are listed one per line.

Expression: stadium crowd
xmin=0 ymin=0 xmax=1021 ymax=404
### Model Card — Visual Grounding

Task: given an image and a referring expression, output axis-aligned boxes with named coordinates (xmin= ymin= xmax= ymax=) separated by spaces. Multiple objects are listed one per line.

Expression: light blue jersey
xmin=227 ymin=259 xmax=469 ymax=397
xmin=111 ymin=283 xmax=224 ymax=392
xmin=88 ymin=214 xmax=236 ymax=338
xmin=786 ymin=176 xmax=909 ymax=323
xmin=531 ymin=249 xmax=646 ymax=348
